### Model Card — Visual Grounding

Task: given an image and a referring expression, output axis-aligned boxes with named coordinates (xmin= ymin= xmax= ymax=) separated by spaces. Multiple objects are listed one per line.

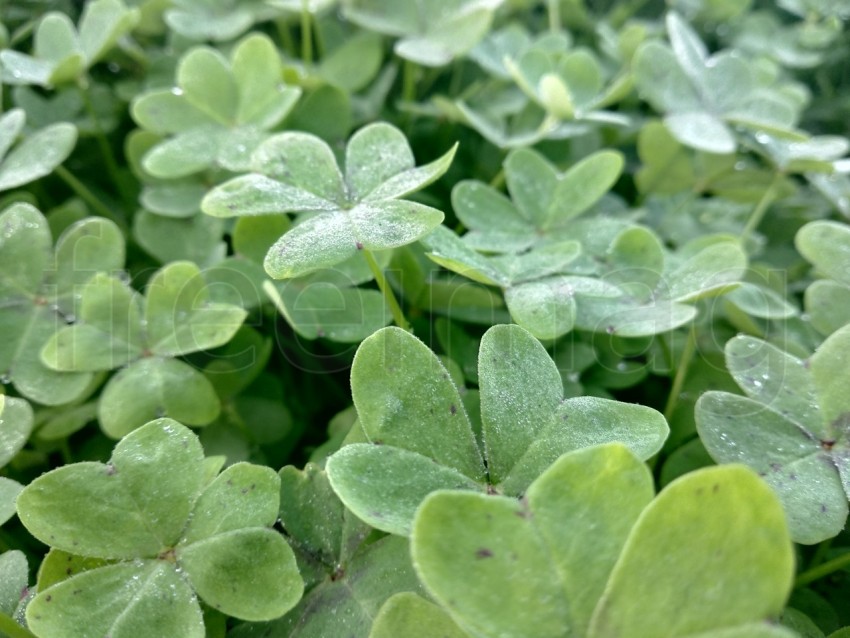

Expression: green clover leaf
xmin=342 ymin=0 xmax=503 ymax=67
xmin=325 ymin=325 xmax=668 ymax=536
xmin=634 ymin=12 xmax=804 ymax=153
xmin=202 ymin=121 xmax=456 ymax=279
xmin=411 ymin=444 xmax=795 ymax=638
xmin=0 ymin=203 xmax=124 ymax=405
xmin=232 ymin=463 xmax=424 ymax=638
xmin=0 ymin=0 xmax=139 ymax=87
xmin=17 ymin=419 xmax=302 ymax=637
xmin=132 ymin=33 xmax=301 ymax=179
xmin=41 ymin=261 xmax=247 ymax=437
xmin=697 ymin=326 xmax=850 ymax=544
xmin=0 ymin=109 xmax=77 ymax=191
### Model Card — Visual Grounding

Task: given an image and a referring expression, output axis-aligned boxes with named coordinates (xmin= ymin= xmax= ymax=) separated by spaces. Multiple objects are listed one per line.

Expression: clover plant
xmin=4 ymin=1 xmax=850 ymax=636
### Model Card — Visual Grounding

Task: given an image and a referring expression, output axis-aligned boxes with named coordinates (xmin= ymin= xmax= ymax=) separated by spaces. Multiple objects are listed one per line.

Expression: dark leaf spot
xmin=450 ymin=404 xmax=457 ymax=415
xmin=475 ymin=548 xmax=493 ymax=559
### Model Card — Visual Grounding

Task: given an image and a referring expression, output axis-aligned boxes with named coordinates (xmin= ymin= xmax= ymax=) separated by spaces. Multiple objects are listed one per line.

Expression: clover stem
xmin=0 ymin=612 xmax=38 ymax=638
xmin=276 ymin=20 xmax=297 ymax=58
xmin=54 ymin=165 xmax=127 ymax=231
xmin=489 ymin=168 xmax=506 ymax=190
xmin=300 ymin=1 xmax=313 ymax=65
xmin=547 ymin=0 xmax=561 ymax=31
xmin=795 ymin=550 xmax=850 ymax=588
xmin=402 ymin=59 xmax=417 ymax=104
xmin=363 ymin=248 xmax=410 ymax=332
xmin=663 ymin=324 xmax=697 ymax=423
xmin=78 ymin=76 xmax=130 ymax=204
xmin=741 ymin=170 xmax=783 ymax=242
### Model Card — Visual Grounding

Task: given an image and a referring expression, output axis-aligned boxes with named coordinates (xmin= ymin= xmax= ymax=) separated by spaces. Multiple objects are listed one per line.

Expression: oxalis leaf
xmin=231 ymin=464 xmax=423 ymax=638
xmin=411 ymin=445 xmax=794 ymax=638
xmin=17 ymin=418 xmax=303 ymax=637
xmin=41 ymin=261 xmax=246 ymax=437
xmin=202 ymin=122 xmax=456 ymax=279
xmin=0 ymin=203 xmax=124 ymax=406
xmin=325 ymin=325 xmax=668 ymax=536
xmin=696 ymin=325 xmax=850 ymax=544
xmin=343 ymin=0 xmax=504 ymax=67
xmin=632 ymin=11 xmax=803 ymax=153
xmin=132 ymin=33 xmax=301 ymax=178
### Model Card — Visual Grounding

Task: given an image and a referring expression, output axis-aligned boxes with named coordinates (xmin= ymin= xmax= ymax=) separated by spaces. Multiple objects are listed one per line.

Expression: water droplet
xmin=171 ymin=87 xmax=184 ymax=96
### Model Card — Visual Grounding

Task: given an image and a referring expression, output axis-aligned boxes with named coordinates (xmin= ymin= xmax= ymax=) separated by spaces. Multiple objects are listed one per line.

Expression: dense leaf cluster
xmin=2 ymin=0 xmax=850 ymax=637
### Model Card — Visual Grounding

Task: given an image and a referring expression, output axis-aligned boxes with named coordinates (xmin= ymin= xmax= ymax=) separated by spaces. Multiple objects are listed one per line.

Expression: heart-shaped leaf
xmin=0 ymin=0 xmax=138 ymax=87
xmin=697 ymin=327 xmax=850 ymax=543
xmin=343 ymin=0 xmax=503 ymax=67
xmin=203 ymin=122 xmax=456 ymax=280
xmin=411 ymin=446 xmax=792 ymax=638
xmin=132 ymin=34 xmax=300 ymax=178
xmin=1 ymin=203 xmax=124 ymax=406
xmin=19 ymin=419 xmax=302 ymax=632
xmin=326 ymin=325 xmax=668 ymax=535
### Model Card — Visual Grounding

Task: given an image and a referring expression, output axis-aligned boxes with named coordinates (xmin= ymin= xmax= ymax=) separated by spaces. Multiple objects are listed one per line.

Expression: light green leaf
xmin=697 ymin=391 xmax=845 ymax=544
xmin=478 ymin=323 xmax=562 ymax=483
xmin=664 ymin=112 xmax=736 ymax=154
xmin=77 ymin=0 xmax=140 ymax=64
xmin=0 ymin=202 xmax=51 ymax=297
xmin=233 ymin=535 xmax=423 ymax=638
xmin=178 ymin=47 xmax=238 ymax=125
xmin=17 ymin=418 xmax=205 ymax=558
xmin=588 ymin=465 xmax=793 ymax=637
xmin=369 ymin=593 xmax=469 ymax=638
xmin=42 ymin=274 xmax=144 ymax=372
xmin=180 ymin=463 xmax=279 ymax=544
xmin=27 ymin=561 xmax=205 ymax=638
xmin=796 ymin=221 xmax=850 ymax=288
xmin=344 ymin=0 xmax=502 ymax=67
xmin=810 ymin=324 xmax=850 ymax=434
xmin=252 ymin=132 xmax=346 ymax=204
xmin=350 ymin=327 xmax=485 ymax=479
xmin=0 ymin=110 xmax=25 ymax=160
xmin=0 ymin=122 xmax=76 ymax=191
xmin=0 ymin=396 xmax=33 ymax=468
xmin=806 ymin=280 xmax=850 ymax=337
xmin=0 ymin=478 xmax=23 ymax=527
xmin=411 ymin=445 xmax=654 ymax=638
xmin=0 ymin=303 xmax=93 ymax=405
xmin=326 ymin=444 xmax=481 ymax=536
xmin=0 ymin=550 xmax=27 ymax=616
xmin=144 ymin=261 xmax=246 ymax=357
xmin=97 ymin=358 xmax=220 ymax=438
xmin=178 ymin=528 xmax=302 ymax=621
xmin=345 ymin=122 xmax=415 ymax=201
xmin=52 ymin=217 xmax=125 ymax=299
xmin=725 ymin=335 xmax=822 ymax=435
xmin=546 ymin=150 xmax=623 ymax=226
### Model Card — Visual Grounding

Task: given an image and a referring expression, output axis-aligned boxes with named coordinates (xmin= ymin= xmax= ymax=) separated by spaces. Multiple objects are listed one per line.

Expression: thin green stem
xmin=609 ymin=0 xmax=651 ymax=27
xmin=547 ymin=0 xmax=561 ymax=31
xmin=0 ymin=612 xmax=38 ymax=638
xmin=741 ymin=171 xmax=783 ymax=242
xmin=363 ymin=249 xmax=410 ymax=331
xmin=78 ymin=77 xmax=129 ymax=203
xmin=489 ymin=168 xmax=506 ymax=190
xmin=402 ymin=59 xmax=417 ymax=103
xmin=663 ymin=325 xmax=697 ymax=422
xmin=795 ymin=551 xmax=850 ymax=588
xmin=276 ymin=19 xmax=297 ymax=58
xmin=300 ymin=1 xmax=313 ymax=65
xmin=54 ymin=165 xmax=126 ymax=231
xmin=809 ymin=538 xmax=834 ymax=569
